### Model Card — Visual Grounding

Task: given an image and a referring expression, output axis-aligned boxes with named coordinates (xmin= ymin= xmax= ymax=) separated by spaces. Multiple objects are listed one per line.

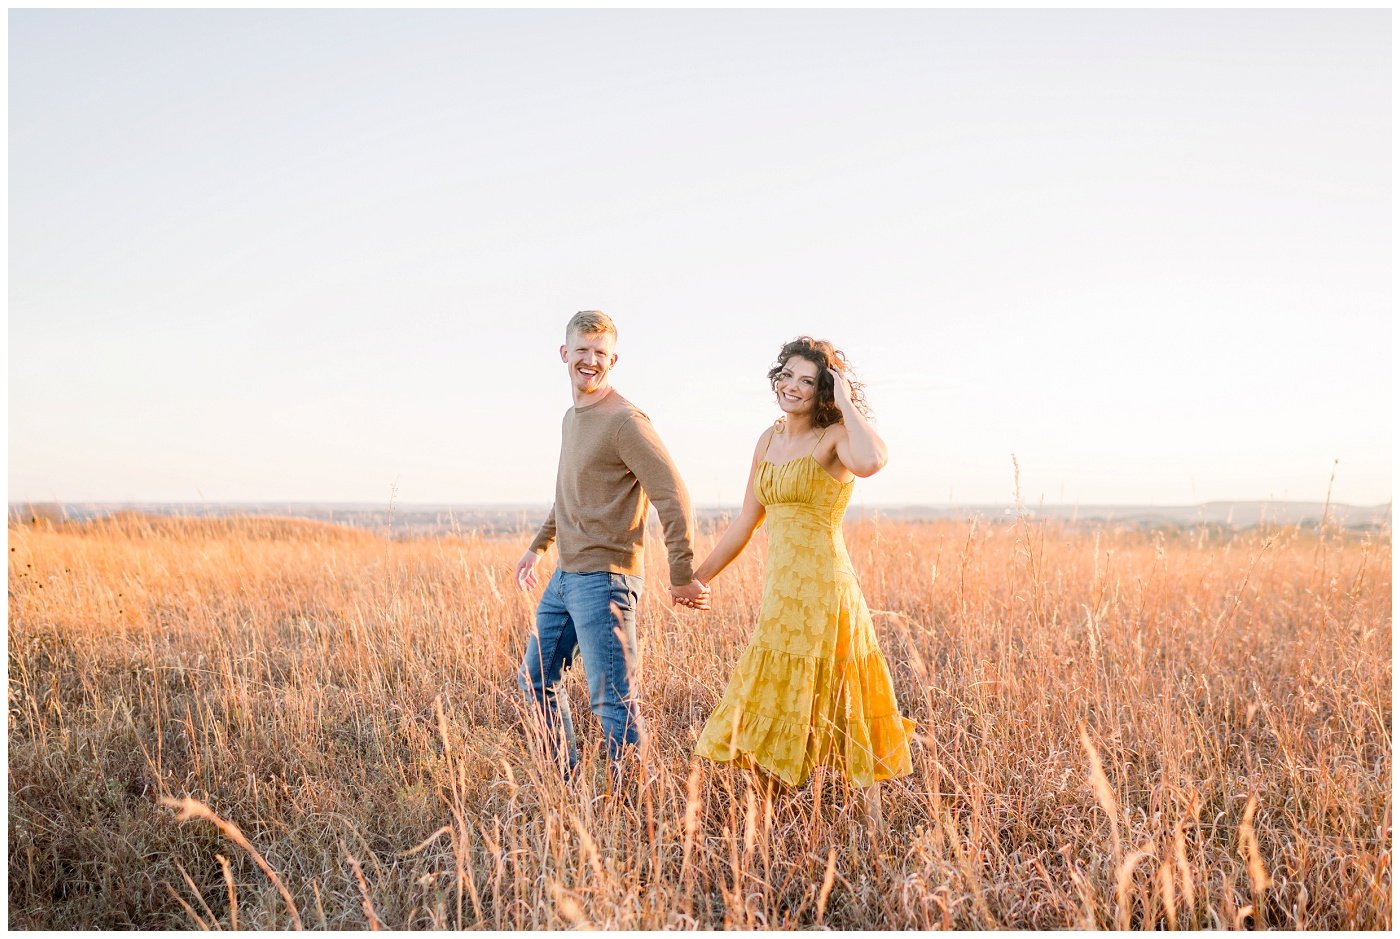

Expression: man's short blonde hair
xmin=567 ymin=310 xmax=617 ymax=342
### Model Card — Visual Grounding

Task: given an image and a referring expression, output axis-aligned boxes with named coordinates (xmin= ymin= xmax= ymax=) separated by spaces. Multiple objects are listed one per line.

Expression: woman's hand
xmin=827 ymin=367 xmax=888 ymax=476
xmin=829 ymin=367 xmax=854 ymax=410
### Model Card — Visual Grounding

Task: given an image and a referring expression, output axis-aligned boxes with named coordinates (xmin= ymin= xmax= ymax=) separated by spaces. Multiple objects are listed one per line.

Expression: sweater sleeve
xmin=527 ymin=503 xmax=556 ymax=556
xmin=614 ymin=413 xmax=695 ymax=586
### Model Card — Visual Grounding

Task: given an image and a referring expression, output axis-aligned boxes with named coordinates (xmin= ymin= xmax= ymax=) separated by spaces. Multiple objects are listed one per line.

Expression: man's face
xmin=560 ymin=329 xmax=618 ymax=395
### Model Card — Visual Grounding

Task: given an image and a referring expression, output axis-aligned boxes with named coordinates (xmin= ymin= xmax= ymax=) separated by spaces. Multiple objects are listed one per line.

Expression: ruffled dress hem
xmin=694 ymin=644 xmax=917 ymax=788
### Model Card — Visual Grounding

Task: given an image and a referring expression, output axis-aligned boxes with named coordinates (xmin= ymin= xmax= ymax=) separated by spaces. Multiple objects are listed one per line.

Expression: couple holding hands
xmin=514 ymin=311 xmax=915 ymax=811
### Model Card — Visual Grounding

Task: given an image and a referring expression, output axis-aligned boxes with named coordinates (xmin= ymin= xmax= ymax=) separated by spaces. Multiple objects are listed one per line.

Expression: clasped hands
xmin=518 ymin=549 xmax=711 ymax=611
xmin=670 ymin=579 xmax=711 ymax=611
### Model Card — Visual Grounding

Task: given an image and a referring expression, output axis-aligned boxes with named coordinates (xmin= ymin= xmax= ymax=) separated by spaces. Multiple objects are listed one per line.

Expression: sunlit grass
xmin=7 ymin=512 xmax=1391 ymax=928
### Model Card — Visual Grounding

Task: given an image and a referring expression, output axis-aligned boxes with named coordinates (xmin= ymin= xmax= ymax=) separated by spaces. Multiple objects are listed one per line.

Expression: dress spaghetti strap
xmin=810 ymin=426 xmax=828 ymax=456
xmin=762 ymin=422 xmax=781 ymax=462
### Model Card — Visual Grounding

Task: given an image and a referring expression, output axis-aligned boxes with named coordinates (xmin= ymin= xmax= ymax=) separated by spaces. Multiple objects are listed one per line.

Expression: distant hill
xmin=9 ymin=500 xmax=1391 ymax=537
xmin=847 ymin=501 xmax=1392 ymax=530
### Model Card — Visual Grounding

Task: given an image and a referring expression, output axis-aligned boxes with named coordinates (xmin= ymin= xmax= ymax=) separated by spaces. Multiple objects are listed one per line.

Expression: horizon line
xmin=7 ymin=498 xmax=1393 ymax=510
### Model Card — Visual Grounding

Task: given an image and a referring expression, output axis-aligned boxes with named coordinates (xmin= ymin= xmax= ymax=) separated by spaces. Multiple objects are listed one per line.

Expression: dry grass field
xmin=7 ymin=511 xmax=1391 ymax=929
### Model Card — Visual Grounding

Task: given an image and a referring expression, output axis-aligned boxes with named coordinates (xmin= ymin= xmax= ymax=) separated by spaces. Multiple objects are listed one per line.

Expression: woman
xmin=687 ymin=337 xmax=916 ymax=814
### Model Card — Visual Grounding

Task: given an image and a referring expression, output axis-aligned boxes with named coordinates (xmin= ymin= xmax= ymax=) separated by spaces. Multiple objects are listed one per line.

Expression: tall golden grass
xmin=7 ymin=511 xmax=1391 ymax=928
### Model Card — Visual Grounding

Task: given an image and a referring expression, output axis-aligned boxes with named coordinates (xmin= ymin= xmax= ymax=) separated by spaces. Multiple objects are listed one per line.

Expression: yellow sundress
xmin=695 ymin=449 xmax=917 ymax=787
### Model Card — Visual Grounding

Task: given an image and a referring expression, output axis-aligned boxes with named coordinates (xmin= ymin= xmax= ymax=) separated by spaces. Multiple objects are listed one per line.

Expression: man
xmin=515 ymin=310 xmax=708 ymax=782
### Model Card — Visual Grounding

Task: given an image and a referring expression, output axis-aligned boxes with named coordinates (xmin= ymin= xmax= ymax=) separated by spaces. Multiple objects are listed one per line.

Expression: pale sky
xmin=8 ymin=9 xmax=1391 ymax=508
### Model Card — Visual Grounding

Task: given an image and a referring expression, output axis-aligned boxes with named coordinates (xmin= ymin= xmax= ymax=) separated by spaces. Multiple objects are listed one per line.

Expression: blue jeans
xmin=517 ymin=569 xmax=645 ymax=774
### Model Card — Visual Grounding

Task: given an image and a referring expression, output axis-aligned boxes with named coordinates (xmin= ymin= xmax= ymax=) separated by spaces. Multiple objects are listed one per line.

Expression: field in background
xmin=7 ymin=513 xmax=1392 ymax=928
xmin=9 ymin=499 xmax=1393 ymax=539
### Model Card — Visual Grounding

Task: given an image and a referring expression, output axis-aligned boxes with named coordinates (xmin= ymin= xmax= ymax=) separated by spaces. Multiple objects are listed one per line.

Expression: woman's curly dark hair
xmin=767 ymin=336 xmax=870 ymax=428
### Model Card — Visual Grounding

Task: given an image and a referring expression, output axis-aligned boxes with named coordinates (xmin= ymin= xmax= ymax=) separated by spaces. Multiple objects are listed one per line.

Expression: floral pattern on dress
xmin=695 ymin=455 xmax=917 ymax=787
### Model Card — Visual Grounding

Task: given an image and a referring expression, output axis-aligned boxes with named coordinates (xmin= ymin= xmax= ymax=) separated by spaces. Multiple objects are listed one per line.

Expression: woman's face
xmin=774 ymin=356 xmax=821 ymax=416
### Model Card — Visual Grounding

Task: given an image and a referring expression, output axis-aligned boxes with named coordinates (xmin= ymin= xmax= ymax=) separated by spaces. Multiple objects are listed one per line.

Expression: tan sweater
xmin=528 ymin=390 xmax=695 ymax=586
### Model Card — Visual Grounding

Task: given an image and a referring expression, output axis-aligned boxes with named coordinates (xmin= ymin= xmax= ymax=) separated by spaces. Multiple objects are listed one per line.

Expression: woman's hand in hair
xmin=828 ymin=367 xmax=854 ymax=409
